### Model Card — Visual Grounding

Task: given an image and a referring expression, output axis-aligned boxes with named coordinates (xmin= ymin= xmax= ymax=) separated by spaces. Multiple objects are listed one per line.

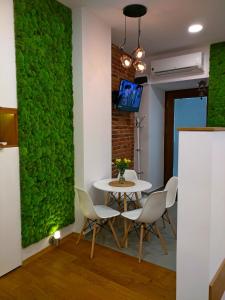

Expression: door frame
xmin=164 ymin=88 xmax=208 ymax=184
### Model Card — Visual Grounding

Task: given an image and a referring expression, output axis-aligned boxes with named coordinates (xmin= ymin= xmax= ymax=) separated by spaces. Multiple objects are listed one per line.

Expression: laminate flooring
xmin=0 ymin=234 xmax=176 ymax=300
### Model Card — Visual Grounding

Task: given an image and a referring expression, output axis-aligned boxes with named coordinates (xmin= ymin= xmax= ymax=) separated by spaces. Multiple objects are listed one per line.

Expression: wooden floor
xmin=0 ymin=234 xmax=176 ymax=300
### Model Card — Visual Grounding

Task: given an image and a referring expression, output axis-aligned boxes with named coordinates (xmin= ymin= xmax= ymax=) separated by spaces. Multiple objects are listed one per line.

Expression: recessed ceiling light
xmin=188 ymin=24 xmax=203 ymax=33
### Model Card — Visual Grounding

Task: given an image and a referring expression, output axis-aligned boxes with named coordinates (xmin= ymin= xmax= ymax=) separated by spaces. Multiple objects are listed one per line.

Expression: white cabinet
xmin=176 ymin=128 xmax=225 ymax=300
xmin=0 ymin=147 xmax=21 ymax=276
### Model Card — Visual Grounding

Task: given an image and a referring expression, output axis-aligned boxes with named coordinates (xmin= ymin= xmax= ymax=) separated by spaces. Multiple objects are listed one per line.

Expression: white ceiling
xmin=60 ymin=0 xmax=225 ymax=56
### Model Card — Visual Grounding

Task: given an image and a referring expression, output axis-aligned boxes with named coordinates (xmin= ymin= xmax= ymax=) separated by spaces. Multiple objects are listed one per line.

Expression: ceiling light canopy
xmin=119 ymin=4 xmax=148 ymax=73
xmin=188 ymin=24 xmax=203 ymax=33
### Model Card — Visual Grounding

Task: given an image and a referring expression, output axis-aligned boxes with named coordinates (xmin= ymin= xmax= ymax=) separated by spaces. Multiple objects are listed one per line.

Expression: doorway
xmin=164 ymin=88 xmax=208 ymax=183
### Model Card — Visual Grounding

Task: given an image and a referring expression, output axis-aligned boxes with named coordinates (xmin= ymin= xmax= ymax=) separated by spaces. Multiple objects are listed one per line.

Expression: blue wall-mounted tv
xmin=117 ymin=79 xmax=143 ymax=112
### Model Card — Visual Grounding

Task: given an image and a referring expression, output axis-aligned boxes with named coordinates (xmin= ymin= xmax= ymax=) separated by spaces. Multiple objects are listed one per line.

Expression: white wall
xmin=0 ymin=0 xmax=22 ymax=276
xmin=135 ymin=85 xmax=165 ymax=191
xmin=209 ymin=133 xmax=225 ymax=280
xmin=0 ymin=0 xmax=17 ymax=108
xmin=177 ymin=130 xmax=225 ymax=300
xmin=73 ymin=7 xmax=111 ymax=231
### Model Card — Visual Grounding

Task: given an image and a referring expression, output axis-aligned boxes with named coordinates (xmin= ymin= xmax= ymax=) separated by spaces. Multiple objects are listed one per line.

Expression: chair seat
xmin=121 ymin=208 xmax=142 ymax=221
xmin=94 ymin=205 xmax=120 ymax=219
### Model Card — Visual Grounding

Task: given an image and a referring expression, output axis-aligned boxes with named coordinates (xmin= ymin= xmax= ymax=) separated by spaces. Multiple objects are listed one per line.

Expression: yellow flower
xmin=124 ymin=158 xmax=127 ymax=163
xmin=116 ymin=158 xmax=121 ymax=163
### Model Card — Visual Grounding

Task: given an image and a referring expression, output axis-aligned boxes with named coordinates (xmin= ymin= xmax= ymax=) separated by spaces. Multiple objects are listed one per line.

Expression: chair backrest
xmin=75 ymin=187 xmax=98 ymax=220
xmin=164 ymin=176 xmax=178 ymax=208
xmin=124 ymin=169 xmax=138 ymax=181
xmin=137 ymin=191 xmax=167 ymax=224
xmin=117 ymin=169 xmax=138 ymax=181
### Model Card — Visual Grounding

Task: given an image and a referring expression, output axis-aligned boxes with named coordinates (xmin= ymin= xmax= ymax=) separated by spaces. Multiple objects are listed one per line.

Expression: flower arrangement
xmin=114 ymin=158 xmax=131 ymax=182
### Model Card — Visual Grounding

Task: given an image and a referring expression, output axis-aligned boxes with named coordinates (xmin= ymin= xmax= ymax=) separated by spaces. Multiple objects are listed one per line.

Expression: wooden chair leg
xmin=122 ymin=221 xmax=133 ymax=246
xmin=76 ymin=218 xmax=88 ymax=245
xmin=108 ymin=219 xmax=121 ymax=248
xmin=138 ymin=224 xmax=144 ymax=263
xmin=166 ymin=210 xmax=177 ymax=239
xmin=117 ymin=192 xmax=122 ymax=210
xmin=134 ymin=192 xmax=141 ymax=208
xmin=122 ymin=193 xmax=129 ymax=248
xmin=144 ymin=224 xmax=151 ymax=241
xmin=162 ymin=215 xmax=166 ymax=228
xmin=104 ymin=192 xmax=110 ymax=205
xmin=96 ymin=219 xmax=102 ymax=234
xmin=90 ymin=223 xmax=97 ymax=259
xmin=112 ymin=213 xmax=122 ymax=228
xmin=154 ymin=223 xmax=168 ymax=255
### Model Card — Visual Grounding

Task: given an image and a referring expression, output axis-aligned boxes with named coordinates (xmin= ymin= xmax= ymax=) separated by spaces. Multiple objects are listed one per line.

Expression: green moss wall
xmin=208 ymin=42 xmax=225 ymax=126
xmin=14 ymin=0 xmax=75 ymax=247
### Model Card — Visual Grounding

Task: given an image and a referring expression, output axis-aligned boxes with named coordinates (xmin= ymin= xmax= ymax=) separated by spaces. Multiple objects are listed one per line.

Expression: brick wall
xmin=112 ymin=44 xmax=136 ymax=177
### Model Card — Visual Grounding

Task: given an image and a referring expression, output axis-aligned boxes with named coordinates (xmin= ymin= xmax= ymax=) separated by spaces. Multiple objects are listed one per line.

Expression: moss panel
xmin=208 ymin=42 xmax=225 ymax=127
xmin=14 ymin=0 xmax=75 ymax=247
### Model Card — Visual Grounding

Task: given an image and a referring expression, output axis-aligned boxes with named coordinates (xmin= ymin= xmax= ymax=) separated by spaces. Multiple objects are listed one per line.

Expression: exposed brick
xmin=111 ymin=44 xmax=135 ymax=177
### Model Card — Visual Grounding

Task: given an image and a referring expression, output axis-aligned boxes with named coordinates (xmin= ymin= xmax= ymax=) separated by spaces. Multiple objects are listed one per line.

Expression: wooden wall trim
xmin=178 ymin=127 xmax=225 ymax=132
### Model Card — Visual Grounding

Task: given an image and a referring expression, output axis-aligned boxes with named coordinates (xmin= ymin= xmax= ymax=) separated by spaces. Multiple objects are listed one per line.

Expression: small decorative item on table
xmin=114 ymin=158 xmax=131 ymax=183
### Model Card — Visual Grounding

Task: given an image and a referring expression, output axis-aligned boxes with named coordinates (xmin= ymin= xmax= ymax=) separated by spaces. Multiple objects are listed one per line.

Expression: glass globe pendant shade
xmin=133 ymin=47 xmax=145 ymax=59
xmin=120 ymin=54 xmax=132 ymax=68
xmin=133 ymin=60 xmax=146 ymax=73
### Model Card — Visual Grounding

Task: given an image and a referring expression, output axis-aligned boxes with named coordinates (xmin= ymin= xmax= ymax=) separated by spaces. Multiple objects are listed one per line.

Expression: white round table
xmin=93 ymin=178 xmax=152 ymax=247
xmin=93 ymin=178 xmax=152 ymax=195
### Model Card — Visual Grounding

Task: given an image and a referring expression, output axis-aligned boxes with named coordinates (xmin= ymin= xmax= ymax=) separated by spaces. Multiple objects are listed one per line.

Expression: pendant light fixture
xmin=120 ymin=16 xmax=133 ymax=69
xmin=133 ymin=18 xmax=145 ymax=60
xmin=119 ymin=4 xmax=147 ymax=73
xmin=133 ymin=60 xmax=146 ymax=72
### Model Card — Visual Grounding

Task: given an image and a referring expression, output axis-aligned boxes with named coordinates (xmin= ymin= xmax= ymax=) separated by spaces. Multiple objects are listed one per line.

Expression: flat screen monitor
xmin=117 ymin=79 xmax=143 ymax=112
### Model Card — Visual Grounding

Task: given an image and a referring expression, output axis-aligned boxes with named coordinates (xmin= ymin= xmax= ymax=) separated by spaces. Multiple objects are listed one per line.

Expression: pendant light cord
xmin=138 ymin=17 xmax=141 ymax=48
xmin=120 ymin=16 xmax=127 ymax=50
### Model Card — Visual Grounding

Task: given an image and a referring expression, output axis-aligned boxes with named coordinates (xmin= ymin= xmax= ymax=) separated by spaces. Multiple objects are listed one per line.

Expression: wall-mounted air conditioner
xmin=151 ymin=52 xmax=204 ymax=76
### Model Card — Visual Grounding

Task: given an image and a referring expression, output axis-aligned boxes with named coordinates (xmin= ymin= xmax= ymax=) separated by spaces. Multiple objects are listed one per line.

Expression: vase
xmin=118 ymin=170 xmax=125 ymax=183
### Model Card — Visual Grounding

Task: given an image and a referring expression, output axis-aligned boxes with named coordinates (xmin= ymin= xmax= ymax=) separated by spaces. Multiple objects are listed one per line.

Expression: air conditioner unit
xmin=151 ymin=52 xmax=203 ymax=76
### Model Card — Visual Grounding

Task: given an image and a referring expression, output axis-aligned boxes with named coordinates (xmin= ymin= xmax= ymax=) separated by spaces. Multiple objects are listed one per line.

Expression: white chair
xmin=76 ymin=187 xmax=121 ymax=259
xmin=121 ymin=190 xmax=168 ymax=263
xmin=162 ymin=176 xmax=178 ymax=238
xmin=140 ymin=176 xmax=178 ymax=238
